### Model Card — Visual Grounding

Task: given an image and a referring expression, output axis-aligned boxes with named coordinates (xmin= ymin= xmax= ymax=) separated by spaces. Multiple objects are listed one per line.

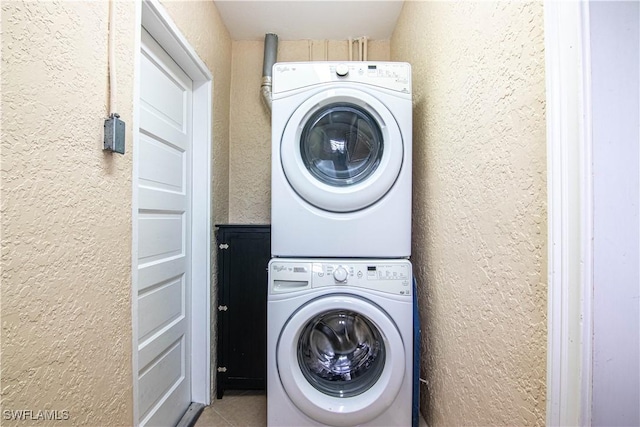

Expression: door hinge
xmin=219 ymin=243 xmax=229 ymax=250
xmin=217 ymin=367 xmax=227 ymax=373
xmin=218 ymin=305 xmax=228 ymax=311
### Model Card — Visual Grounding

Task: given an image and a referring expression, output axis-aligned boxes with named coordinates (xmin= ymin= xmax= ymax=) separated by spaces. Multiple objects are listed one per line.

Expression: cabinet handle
xmin=218 ymin=305 xmax=228 ymax=311
xmin=219 ymin=243 xmax=229 ymax=250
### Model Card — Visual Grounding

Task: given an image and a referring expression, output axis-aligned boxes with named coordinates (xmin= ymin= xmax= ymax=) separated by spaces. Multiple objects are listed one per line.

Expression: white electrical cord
xmin=108 ymin=0 xmax=117 ymax=115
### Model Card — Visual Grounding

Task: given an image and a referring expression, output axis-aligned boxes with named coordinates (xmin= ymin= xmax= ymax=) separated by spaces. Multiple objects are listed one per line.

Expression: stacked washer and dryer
xmin=268 ymin=62 xmax=413 ymax=427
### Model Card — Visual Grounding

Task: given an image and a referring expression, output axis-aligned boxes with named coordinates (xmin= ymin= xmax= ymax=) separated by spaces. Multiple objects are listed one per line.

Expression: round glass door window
xmin=297 ymin=309 xmax=385 ymax=398
xmin=300 ymin=103 xmax=384 ymax=187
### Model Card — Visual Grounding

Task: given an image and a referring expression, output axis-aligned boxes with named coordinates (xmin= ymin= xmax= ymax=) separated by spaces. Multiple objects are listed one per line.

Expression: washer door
xmin=281 ymin=88 xmax=403 ymax=213
xmin=277 ymin=295 xmax=405 ymax=427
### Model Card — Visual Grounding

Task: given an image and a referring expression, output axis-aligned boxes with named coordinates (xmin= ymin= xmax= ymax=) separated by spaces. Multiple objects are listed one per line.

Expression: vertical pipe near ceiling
xmin=363 ymin=36 xmax=368 ymax=61
xmin=349 ymin=37 xmax=353 ymax=61
xmin=261 ymin=33 xmax=278 ymax=111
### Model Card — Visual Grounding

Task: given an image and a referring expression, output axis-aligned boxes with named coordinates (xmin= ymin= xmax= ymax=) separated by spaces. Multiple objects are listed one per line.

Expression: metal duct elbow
xmin=261 ymin=33 xmax=278 ymax=111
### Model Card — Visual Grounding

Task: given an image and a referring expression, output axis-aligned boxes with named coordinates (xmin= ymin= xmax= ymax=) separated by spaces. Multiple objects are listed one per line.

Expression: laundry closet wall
xmin=228 ymin=40 xmax=390 ymax=223
xmin=391 ymin=2 xmax=547 ymax=425
xmin=1 ymin=1 xmax=231 ymax=424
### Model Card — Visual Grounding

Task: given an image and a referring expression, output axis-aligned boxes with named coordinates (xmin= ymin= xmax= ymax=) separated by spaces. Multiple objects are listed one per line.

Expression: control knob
xmin=336 ymin=64 xmax=349 ymax=77
xmin=333 ymin=266 xmax=348 ymax=283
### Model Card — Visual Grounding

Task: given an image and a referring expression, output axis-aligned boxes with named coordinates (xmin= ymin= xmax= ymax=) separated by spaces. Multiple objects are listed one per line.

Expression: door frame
xmin=132 ymin=0 xmax=213 ymax=424
xmin=544 ymin=1 xmax=594 ymax=425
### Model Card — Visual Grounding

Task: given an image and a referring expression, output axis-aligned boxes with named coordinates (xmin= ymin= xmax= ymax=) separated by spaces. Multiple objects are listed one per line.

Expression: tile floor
xmin=195 ymin=390 xmax=266 ymax=427
xmin=194 ymin=390 xmax=428 ymax=427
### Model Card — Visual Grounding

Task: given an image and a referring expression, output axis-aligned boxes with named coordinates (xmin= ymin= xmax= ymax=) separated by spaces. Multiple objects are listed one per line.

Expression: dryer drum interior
xmin=297 ymin=309 xmax=386 ymax=398
xmin=300 ymin=103 xmax=384 ymax=187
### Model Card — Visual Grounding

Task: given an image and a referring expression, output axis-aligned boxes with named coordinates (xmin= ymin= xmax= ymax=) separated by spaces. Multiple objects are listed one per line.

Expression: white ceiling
xmin=213 ymin=1 xmax=405 ymax=41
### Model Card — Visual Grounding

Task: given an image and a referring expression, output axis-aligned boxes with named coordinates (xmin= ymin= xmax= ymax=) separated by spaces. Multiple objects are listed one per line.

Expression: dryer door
xmin=277 ymin=294 xmax=405 ymax=427
xmin=280 ymin=88 xmax=404 ymax=213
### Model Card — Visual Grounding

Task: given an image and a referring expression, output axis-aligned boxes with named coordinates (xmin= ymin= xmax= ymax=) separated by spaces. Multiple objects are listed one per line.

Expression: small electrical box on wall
xmin=104 ymin=113 xmax=125 ymax=154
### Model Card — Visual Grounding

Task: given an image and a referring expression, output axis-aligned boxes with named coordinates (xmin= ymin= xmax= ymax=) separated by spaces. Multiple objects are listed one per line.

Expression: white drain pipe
xmin=261 ymin=33 xmax=278 ymax=111
xmin=348 ymin=37 xmax=369 ymax=61
xmin=363 ymin=36 xmax=368 ymax=61
xmin=349 ymin=37 xmax=353 ymax=61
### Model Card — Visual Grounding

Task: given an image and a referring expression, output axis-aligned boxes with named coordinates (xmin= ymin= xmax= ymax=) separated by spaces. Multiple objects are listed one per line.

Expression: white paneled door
xmin=136 ymin=27 xmax=193 ymax=427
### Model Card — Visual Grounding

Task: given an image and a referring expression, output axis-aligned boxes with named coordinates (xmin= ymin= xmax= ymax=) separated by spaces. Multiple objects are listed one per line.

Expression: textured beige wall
xmin=391 ymin=2 xmax=547 ymax=425
xmin=228 ymin=40 xmax=390 ymax=223
xmin=1 ymin=0 xmax=231 ymax=423
xmin=1 ymin=1 xmax=136 ymax=425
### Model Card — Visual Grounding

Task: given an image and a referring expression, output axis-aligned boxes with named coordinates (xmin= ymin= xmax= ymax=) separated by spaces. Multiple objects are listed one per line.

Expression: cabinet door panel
xmin=217 ymin=226 xmax=270 ymax=398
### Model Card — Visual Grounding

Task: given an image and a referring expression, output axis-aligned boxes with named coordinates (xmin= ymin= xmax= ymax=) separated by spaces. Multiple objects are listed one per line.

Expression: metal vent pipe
xmin=261 ymin=33 xmax=279 ymax=111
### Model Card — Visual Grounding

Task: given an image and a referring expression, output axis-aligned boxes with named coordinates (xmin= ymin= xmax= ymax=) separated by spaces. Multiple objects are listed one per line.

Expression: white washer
xmin=267 ymin=258 xmax=413 ymax=427
xmin=271 ymin=62 xmax=412 ymax=258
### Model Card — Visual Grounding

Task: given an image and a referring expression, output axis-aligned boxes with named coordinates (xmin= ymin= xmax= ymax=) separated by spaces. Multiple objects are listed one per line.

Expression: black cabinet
xmin=215 ymin=225 xmax=270 ymax=399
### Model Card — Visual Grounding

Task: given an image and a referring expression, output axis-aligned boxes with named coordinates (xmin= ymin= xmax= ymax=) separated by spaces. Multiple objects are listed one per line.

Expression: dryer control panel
xmin=269 ymin=259 xmax=412 ymax=296
xmin=272 ymin=62 xmax=412 ymax=95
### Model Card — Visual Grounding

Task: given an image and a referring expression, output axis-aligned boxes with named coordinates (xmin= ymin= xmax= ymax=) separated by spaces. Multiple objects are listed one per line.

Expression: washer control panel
xmin=270 ymin=259 xmax=412 ymax=296
xmin=272 ymin=62 xmax=411 ymax=95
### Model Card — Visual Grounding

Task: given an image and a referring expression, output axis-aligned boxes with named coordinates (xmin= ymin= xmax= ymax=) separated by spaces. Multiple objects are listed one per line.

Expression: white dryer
xmin=271 ymin=62 xmax=412 ymax=258
xmin=267 ymin=258 xmax=413 ymax=427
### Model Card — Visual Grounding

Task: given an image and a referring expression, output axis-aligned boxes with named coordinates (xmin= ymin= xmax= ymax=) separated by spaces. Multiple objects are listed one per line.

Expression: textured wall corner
xmin=391 ymin=2 xmax=547 ymax=425
xmin=1 ymin=1 xmax=135 ymax=425
xmin=228 ymin=40 xmax=390 ymax=224
xmin=160 ymin=0 xmax=233 ymax=400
